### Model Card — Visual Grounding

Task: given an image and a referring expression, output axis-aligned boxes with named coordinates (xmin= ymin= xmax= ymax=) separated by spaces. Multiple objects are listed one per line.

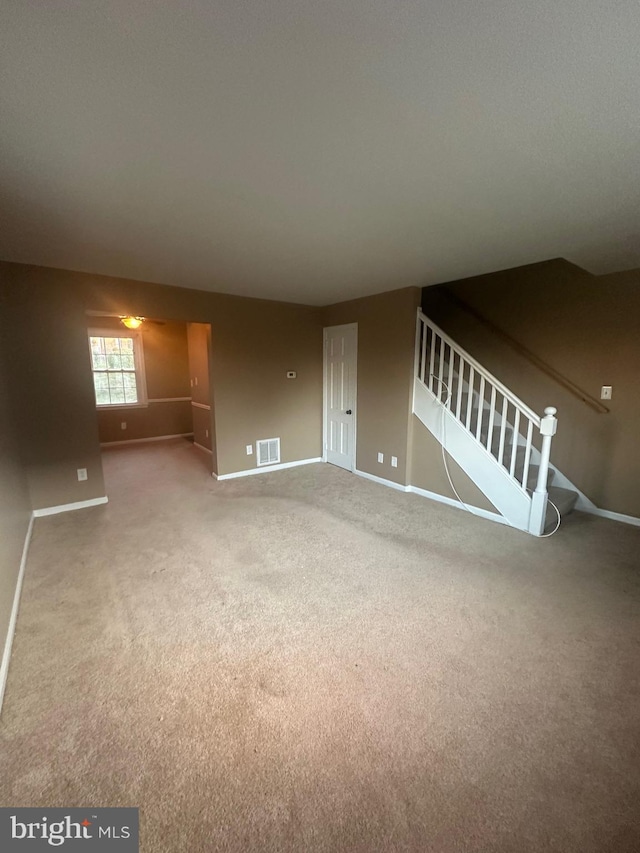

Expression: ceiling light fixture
xmin=120 ymin=316 xmax=144 ymax=330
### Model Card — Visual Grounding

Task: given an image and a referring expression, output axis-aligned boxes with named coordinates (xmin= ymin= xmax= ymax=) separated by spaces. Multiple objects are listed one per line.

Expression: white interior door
xmin=324 ymin=323 xmax=357 ymax=471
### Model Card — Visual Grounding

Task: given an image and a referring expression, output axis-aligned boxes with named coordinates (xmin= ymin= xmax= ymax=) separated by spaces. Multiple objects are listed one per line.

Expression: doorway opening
xmin=85 ymin=312 xmax=216 ymax=488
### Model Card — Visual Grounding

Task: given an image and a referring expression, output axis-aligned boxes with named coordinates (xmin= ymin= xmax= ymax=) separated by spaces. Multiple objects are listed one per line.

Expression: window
xmin=88 ymin=330 xmax=147 ymax=407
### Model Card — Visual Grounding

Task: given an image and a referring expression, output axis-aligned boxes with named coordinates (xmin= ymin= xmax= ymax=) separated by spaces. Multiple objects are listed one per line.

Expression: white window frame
xmin=88 ymin=328 xmax=148 ymax=409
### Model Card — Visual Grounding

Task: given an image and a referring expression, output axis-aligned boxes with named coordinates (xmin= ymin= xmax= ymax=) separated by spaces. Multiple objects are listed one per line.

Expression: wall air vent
xmin=256 ymin=437 xmax=281 ymax=466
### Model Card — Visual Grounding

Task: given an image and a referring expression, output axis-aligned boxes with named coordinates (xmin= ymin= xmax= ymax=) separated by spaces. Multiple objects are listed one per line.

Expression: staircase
xmin=413 ymin=310 xmax=579 ymax=535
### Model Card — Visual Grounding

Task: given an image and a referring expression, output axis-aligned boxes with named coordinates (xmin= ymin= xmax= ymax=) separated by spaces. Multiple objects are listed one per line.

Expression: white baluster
xmin=438 ymin=337 xmax=445 ymax=401
xmin=465 ymin=366 xmax=475 ymax=430
xmin=447 ymin=348 xmax=454 ymax=407
xmin=497 ymin=397 xmax=508 ymax=466
xmin=455 ymin=354 xmax=464 ymax=420
xmin=486 ymin=385 xmax=497 ymax=453
xmin=509 ymin=409 xmax=520 ymax=477
xmin=429 ymin=329 xmax=436 ymax=393
xmin=522 ymin=419 xmax=533 ymax=490
xmin=475 ymin=376 xmax=485 ymax=440
xmin=420 ymin=319 xmax=427 ymax=384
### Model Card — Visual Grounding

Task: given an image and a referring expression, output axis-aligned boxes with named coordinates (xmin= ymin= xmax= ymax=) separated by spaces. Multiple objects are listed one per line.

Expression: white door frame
xmin=322 ymin=323 xmax=358 ymax=471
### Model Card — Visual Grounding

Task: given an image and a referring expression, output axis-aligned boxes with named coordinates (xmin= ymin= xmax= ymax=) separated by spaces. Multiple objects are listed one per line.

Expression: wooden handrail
xmin=437 ymin=291 xmax=609 ymax=414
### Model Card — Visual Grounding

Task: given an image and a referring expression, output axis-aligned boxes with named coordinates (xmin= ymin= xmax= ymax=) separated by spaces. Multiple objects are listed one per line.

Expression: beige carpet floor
xmin=1 ymin=439 xmax=639 ymax=852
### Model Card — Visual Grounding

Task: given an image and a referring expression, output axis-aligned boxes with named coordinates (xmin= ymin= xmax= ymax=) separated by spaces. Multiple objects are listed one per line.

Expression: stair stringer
xmin=413 ymin=378 xmax=531 ymax=531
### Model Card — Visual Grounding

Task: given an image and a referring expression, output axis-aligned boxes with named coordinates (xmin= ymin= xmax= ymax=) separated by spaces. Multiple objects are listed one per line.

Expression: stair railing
xmin=415 ymin=309 xmax=557 ymax=534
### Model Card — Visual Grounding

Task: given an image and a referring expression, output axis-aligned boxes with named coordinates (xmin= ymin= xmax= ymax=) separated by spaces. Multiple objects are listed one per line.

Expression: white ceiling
xmin=1 ymin=1 xmax=639 ymax=305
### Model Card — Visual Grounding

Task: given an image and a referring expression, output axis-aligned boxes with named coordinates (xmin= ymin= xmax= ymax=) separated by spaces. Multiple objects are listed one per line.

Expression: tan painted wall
xmin=322 ymin=287 xmax=420 ymax=486
xmin=423 ymin=260 xmax=640 ymax=517
xmin=187 ymin=323 xmax=211 ymax=407
xmin=212 ymin=300 xmax=323 ymax=475
xmin=0 ymin=262 xmax=323 ymax=506
xmin=410 ymin=416 xmax=497 ymax=512
xmin=89 ymin=316 xmax=192 ymax=444
xmin=191 ymin=407 xmax=214 ymax=459
xmin=0 ymin=321 xmax=33 ymax=683
xmin=1 ymin=270 xmax=107 ymax=509
xmin=187 ymin=323 xmax=214 ymax=465
xmin=97 ymin=403 xmax=193 ymax=445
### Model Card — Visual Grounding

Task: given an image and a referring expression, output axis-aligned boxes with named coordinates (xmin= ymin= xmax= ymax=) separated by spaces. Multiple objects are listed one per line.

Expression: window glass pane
xmin=120 ymin=353 xmax=135 ymax=370
xmin=120 ymin=338 xmax=134 ymax=353
xmin=108 ymin=372 xmax=125 ymax=404
xmin=93 ymin=373 xmax=110 ymax=405
xmin=92 ymin=353 xmax=107 ymax=370
xmin=93 ymin=372 xmax=109 ymax=390
xmin=90 ymin=337 xmax=105 ymax=355
xmin=106 ymin=353 xmax=122 ymax=370
xmin=105 ymin=337 xmax=121 ymax=355
xmin=123 ymin=372 xmax=138 ymax=403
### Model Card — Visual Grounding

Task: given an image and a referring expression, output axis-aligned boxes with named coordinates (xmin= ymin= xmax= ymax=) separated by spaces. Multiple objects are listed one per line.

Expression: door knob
xmin=346 ymin=409 xmax=352 ymax=415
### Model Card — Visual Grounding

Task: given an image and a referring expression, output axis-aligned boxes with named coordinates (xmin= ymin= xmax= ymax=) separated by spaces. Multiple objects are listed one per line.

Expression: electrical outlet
xmin=286 ymin=371 xmax=296 ymax=379
xmin=391 ymin=456 xmax=398 ymax=468
xmin=121 ymin=422 xmax=127 ymax=430
xmin=377 ymin=452 xmax=384 ymax=464
xmin=77 ymin=468 xmax=88 ymax=481
xmin=246 ymin=444 xmax=253 ymax=455
xmin=601 ymin=385 xmax=612 ymax=400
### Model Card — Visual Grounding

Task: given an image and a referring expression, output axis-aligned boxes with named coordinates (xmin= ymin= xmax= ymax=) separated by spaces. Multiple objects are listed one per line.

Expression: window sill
xmin=96 ymin=402 xmax=149 ymax=410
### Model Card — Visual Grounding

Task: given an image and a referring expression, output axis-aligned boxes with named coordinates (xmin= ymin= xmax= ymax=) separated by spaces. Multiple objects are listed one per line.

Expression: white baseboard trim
xmin=354 ymin=468 xmax=509 ymax=526
xmin=0 ymin=513 xmax=34 ymax=715
xmin=217 ymin=457 xmax=323 ymax=481
xmin=193 ymin=442 xmax=212 ymax=455
xmin=354 ymin=468 xmax=408 ymax=493
xmin=406 ymin=485 xmax=510 ymax=526
xmin=101 ymin=433 xmax=194 ymax=447
xmin=356 ymin=467 xmax=640 ymax=531
xmin=33 ymin=496 xmax=109 ymax=518
xmin=580 ymin=506 xmax=640 ymax=528
xmin=534 ymin=465 xmax=638 ymax=528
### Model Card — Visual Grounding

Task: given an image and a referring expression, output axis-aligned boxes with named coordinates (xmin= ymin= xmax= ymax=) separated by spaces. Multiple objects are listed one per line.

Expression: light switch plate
xmin=391 ymin=456 xmax=398 ymax=468
xmin=377 ymin=452 xmax=384 ymax=463
xmin=77 ymin=468 xmax=88 ymax=481
xmin=601 ymin=385 xmax=612 ymax=400
xmin=246 ymin=444 xmax=253 ymax=455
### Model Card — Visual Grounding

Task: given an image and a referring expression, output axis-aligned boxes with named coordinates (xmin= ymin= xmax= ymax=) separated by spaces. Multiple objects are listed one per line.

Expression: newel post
xmin=414 ymin=309 xmax=422 ymax=381
xmin=528 ymin=406 xmax=558 ymax=536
